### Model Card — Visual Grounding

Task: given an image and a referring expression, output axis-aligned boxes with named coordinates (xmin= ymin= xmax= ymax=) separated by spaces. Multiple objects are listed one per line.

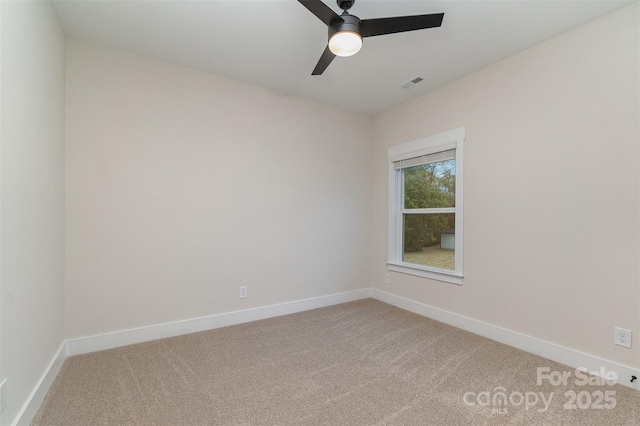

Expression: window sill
xmin=387 ymin=262 xmax=463 ymax=285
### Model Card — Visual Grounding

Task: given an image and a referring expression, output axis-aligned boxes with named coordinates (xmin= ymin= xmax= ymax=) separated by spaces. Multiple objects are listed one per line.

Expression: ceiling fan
xmin=298 ymin=0 xmax=444 ymax=75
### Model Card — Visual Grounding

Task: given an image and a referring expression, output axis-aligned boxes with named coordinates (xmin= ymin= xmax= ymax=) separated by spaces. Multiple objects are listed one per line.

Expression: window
xmin=388 ymin=127 xmax=465 ymax=285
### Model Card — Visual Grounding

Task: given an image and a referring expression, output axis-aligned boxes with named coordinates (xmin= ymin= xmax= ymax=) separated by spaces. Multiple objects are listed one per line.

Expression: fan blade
xmin=361 ymin=13 xmax=444 ymax=38
xmin=311 ymin=46 xmax=336 ymax=75
xmin=298 ymin=0 xmax=342 ymax=26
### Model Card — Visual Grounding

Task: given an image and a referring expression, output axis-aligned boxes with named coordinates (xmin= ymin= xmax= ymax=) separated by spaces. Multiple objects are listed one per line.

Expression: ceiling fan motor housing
xmin=329 ymin=14 xmax=362 ymax=40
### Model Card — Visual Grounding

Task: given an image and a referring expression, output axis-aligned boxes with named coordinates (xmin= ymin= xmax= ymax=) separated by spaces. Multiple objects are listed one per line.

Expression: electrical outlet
xmin=614 ymin=327 xmax=632 ymax=349
xmin=0 ymin=378 xmax=7 ymax=413
xmin=384 ymin=273 xmax=390 ymax=284
xmin=239 ymin=286 xmax=247 ymax=299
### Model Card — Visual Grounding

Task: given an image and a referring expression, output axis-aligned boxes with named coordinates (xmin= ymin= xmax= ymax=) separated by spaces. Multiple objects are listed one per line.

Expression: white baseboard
xmin=66 ymin=288 xmax=372 ymax=356
xmin=12 ymin=342 xmax=67 ymax=426
xmin=371 ymin=288 xmax=640 ymax=391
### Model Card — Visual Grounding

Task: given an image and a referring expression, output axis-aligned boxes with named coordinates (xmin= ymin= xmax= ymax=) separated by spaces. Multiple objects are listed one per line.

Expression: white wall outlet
xmin=239 ymin=286 xmax=247 ymax=299
xmin=384 ymin=273 xmax=390 ymax=284
xmin=0 ymin=378 xmax=7 ymax=413
xmin=614 ymin=327 xmax=632 ymax=348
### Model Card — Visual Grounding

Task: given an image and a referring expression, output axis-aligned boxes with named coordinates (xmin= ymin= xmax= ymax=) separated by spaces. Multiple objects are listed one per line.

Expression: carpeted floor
xmin=33 ymin=299 xmax=640 ymax=425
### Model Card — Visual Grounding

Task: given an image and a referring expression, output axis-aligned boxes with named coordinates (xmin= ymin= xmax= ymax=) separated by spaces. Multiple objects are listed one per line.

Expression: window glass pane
xmin=403 ymin=159 xmax=455 ymax=209
xmin=403 ymin=213 xmax=455 ymax=270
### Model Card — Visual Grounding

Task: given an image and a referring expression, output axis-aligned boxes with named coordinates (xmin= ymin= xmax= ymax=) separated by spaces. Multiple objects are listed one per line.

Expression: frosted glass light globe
xmin=328 ymin=31 xmax=363 ymax=57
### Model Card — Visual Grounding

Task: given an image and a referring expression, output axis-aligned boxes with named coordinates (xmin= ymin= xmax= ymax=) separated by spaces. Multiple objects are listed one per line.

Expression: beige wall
xmin=371 ymin=4 xmax=639 ymax=368
xmin=0 ymin=1 xmax=66 ymax=423
xmin=64 ymin=38 xmax=372 ymax=339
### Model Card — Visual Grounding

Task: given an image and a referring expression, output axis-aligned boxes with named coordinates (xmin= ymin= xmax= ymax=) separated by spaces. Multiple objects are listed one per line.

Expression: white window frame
xmin=388 ymin=127 xmax=465 ymax=285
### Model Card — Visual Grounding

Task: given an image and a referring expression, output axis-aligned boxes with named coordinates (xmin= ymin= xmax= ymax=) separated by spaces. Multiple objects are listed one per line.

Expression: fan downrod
xmin=337 ymin=0 xmax=354 ymax=12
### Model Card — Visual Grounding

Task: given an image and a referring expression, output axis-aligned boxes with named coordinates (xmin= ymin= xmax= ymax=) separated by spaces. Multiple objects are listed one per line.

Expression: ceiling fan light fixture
xmin=299 ymin=0 xmax=444 ymax=75
xmin=328 ymin=31 xmax=362 ymax=57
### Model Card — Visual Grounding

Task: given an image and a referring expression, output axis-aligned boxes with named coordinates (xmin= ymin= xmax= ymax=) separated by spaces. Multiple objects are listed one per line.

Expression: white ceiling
xmin=52 ymin=0 xmax=634 ymax=114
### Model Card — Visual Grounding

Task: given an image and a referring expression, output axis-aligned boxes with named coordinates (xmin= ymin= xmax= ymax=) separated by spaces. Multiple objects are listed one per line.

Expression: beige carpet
xmin=33 ymin=299 xmax=640 ymax=425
